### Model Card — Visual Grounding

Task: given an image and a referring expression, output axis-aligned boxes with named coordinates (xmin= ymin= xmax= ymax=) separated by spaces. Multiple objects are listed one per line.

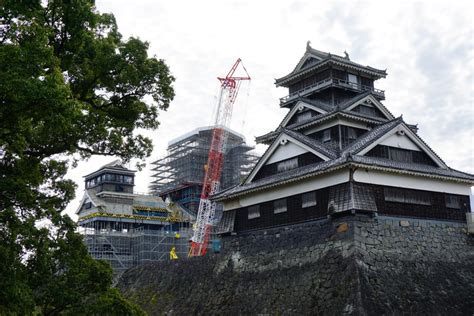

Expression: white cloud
xmin=65 ymin=0 xmax=474 ymax=218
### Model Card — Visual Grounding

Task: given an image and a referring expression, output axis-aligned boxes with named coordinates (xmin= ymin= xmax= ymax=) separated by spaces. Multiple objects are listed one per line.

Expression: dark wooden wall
xmin=232 ymin=182 xmax=470 ymax=232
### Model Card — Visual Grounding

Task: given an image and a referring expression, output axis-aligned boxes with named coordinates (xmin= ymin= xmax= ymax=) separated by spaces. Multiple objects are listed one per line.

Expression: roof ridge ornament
xmin=306 ymin=40 xmax=312 ymax=52
xmin=344 ymin=50 xmax=350 ymax=60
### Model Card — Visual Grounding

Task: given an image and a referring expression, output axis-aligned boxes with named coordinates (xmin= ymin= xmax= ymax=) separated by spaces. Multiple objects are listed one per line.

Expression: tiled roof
xmin=342 ymin=117 xmax=447 ymax=167
xmin=256 ymin=110 xmax=386 ymax=144
xmin=290 ymin=111 xmax=387 ymax=130
xmin=338 ymin=92 xmax=396 ymax=120
xmin=213 ymin=152 xmax=474 ymax=201
xmin=276 ymin=48 xmax=387 ymax=86
xmin=299 ymin=98 xmax=334 ymax=113
xmin=215 ymin=116 xmax=474 ymax=201
xmin=337 ymin=91 xmax=373 ymax=109
xmin=213 ymin=158 xmax=348 ymax=201
xmin=350 ymin=155 xmax=474 ymax=182
xmin=257 ymin=92 xmax=394 ymax=145
xmin=342 ymin=117 xmax=403 ymax=155
xmin=84 ymin=159 xmax=135 ymax=179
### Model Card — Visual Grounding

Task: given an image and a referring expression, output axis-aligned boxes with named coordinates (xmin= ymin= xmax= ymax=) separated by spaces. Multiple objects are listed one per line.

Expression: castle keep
xmin=214 ymin=44 xmax=473 ymax=232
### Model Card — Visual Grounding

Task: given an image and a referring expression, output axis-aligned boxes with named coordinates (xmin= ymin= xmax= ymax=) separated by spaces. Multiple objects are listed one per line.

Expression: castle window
xmin=389 ymin=147 xmax=412 ymax=163
xmin=273 ymin=199 xmax=287 ymax=214
xmin=277 ymin=157 xmax=298 ymax=173
xmin=366 ymin=145 xmax=437 ymax=166
xmin=348 ymin=73 xmax=358 ymax=85
xmin=322 ymin=129 xmax=331 ymax=143
xmin=247 ymin=205 xmax=260 ymax=219
xmin=302 ymin=191 xmax=317 ymax=208
xmin=347 ymin=127 xmax=357 ymax=140
xmin=296 ymin=111 xmax=313 ymax=123
xmin=445 ymin=195 xmax=461 ymax=209
xmin=384 ymin=187 xmax=431 ymax=205
xmin=359 ymin=105 xmax=376 ymax=117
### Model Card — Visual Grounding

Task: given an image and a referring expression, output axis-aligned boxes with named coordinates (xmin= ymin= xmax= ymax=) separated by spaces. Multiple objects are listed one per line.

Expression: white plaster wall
xmin=223 ymin=169 xmax=349 ymax=210
xmin=379 ymin=134 xmax=421 ymax=151
xmin=266 ymin=142 xmax=308 ymax=164
xmin=354 ymin=169 xmax=471 ymax=195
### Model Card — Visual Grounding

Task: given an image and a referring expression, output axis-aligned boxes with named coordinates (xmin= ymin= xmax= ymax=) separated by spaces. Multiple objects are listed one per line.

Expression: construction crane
xmin=189 ymin=59 xmax=251 ymax=257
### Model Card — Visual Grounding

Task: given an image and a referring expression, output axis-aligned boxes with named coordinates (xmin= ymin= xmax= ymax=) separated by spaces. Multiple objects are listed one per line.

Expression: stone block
xmin=400 ymin=220 xmax=410 ymax=227
xmin=337 ymin=222 xmax=349 ymax=233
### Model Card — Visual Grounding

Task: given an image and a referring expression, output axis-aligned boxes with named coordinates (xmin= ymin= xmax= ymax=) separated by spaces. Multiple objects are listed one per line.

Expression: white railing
xmin=280 ymin=77 xmax=385 ymax=104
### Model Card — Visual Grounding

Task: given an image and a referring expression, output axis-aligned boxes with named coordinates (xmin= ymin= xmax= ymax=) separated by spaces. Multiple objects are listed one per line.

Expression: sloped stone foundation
xmin=117 ymin=215 xmax=474 ymax=315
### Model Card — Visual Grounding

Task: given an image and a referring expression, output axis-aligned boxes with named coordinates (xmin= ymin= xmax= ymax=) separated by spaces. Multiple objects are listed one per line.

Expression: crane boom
xmin=189 ymin=59 xmax=250 ymax=257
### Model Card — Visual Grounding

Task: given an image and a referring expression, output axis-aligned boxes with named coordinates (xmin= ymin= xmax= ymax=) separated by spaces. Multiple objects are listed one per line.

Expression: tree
xmin=0 ymin=0 xmax=174 ymax=314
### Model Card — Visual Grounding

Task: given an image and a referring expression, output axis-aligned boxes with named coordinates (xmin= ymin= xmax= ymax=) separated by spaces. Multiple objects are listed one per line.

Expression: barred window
xmin=247 ymin=205 xmax=261 ymax=219
xmin=296 ymin=111 xmax=313 ymax=123
xmin=273 ymin=199 xmax=287 ymax=214
xmin=347 ymin=127 xmax=357 ymax=140
xmin=302 ymin=191 xmax=317 ymax=208
xmin=359 ymin=105 xmax=376 ymax=116
xmin=366 ymin=145 xmax=437 ymax=166
xmin=348 ymin=73 xmax=358 ymax=84
xmin=277 ymin=157 xmax=298 ymax=173
xmin=389 ymin=147 xmax=412 ymax=163
xmin=322 ymin=129 xmax=331 ymax=143
xmin=384 ymin=187 xmax=431 ymax=205
xmin=445 ymin=195 xmax=461 ymax=209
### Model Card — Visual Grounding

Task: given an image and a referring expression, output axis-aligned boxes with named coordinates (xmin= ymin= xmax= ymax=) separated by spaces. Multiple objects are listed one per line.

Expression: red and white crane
xmin=189 ymin=59 xmax=250 ymax=257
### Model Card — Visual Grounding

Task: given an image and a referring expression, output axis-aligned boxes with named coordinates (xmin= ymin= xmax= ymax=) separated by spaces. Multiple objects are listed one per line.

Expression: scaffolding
xmin=149 ymin=126 xmax=259 ymax=213
xmin=78 ymin=220 xmax=191 ymax=274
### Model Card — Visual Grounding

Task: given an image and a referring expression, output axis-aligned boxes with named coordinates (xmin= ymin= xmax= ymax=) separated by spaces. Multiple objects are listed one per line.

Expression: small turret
xmin=276 ymin=43 xmax=387 ymax=108
xmin=84 ymin=159 xmax=135 ymax=194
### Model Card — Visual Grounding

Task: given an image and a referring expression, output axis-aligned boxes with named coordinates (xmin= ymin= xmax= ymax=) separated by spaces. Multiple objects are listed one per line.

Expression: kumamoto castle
xmin=114 ymin=44 xmax=474 ymax=314
xmin=214 ymin=43 xmax=473 ymax=230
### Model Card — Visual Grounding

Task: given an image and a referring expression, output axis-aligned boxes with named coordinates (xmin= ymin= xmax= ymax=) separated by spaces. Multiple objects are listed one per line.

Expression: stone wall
xmin=117 ymin=215 xmax=474 ymax=315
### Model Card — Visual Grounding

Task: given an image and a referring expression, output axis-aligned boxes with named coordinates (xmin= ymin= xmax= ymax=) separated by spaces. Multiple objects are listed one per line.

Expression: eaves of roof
xmin=276 ymin=57 xmax=387 ymax=87
xmin=299 ymin=98 xmax=334 ymax=113
xmin=342 ymin=117 xmax=403 ymax=155
xmin=350 ymin=155 xmax=474 ymax=182
xmin=256 ymin=110 xmax=386 ymax=144
xmin=213 ymin=158 xmax=349 ymax=201
xmin=213 ymin=154 xmax=474 ymax=202
xmin=341 ymin=117 xmax=447 ymax=167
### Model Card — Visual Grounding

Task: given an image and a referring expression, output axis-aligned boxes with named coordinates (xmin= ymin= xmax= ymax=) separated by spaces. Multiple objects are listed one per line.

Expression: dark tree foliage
xmin=0 ymin=0 xmax=174 ymax=314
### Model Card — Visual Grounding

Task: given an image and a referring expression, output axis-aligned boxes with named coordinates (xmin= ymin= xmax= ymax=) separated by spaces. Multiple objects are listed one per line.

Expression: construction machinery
xmin=189 ymin=59 xmax=251 ymax=256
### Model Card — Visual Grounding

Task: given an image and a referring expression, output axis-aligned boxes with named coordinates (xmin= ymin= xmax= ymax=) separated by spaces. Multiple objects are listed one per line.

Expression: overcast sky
xmin=65 ymin=0 xmax=473 ymax=218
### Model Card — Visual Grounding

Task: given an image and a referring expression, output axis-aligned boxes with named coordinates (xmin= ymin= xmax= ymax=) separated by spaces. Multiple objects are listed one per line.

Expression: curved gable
xmin=245 ymin=133 xmax=332 ymax=184
xmin=357 ymin=124 xmax=447 ymax=168
xmin=344 ymin=95 xmax=394 ymax=120
xmin=281 ymin=100 xmax=329 ymax=127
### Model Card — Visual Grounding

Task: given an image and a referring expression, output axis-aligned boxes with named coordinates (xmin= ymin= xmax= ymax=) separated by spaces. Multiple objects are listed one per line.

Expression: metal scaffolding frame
xmin=78 ymin=220 xmax=191 ymax=274
xmin=149 ymin=126 xmax=259 ymax=206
